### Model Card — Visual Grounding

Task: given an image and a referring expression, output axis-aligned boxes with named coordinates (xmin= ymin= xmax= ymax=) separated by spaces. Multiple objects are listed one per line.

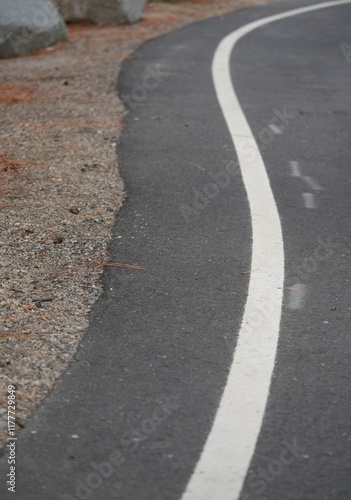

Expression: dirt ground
xmin=0 ymin=0 xmax=270 ymax=449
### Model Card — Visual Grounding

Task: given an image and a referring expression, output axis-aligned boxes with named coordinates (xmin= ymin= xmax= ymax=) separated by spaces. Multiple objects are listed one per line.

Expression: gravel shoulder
xmin=0 ymin=0 xmax=270 ymax=450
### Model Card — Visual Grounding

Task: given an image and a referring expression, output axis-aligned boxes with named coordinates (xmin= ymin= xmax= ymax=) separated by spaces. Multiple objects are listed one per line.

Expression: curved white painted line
xmin=181 ymin=2 xmax=351 ymax=499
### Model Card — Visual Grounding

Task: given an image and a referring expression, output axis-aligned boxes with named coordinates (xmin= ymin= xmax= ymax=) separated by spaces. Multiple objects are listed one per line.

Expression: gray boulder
xmin=0 ymin=0 xmax=67 ymax=58
xmin=58 ymin=0 xmax=147 ymax=24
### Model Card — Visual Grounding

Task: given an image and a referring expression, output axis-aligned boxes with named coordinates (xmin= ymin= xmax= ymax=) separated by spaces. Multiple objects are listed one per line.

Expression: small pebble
xmin=70 ymin=208 xmax=80 ymax=215
xmin=53 ymin=236 xmax=64 ymax=245
xmin=31 ymin=297 xmax=54 ymax=303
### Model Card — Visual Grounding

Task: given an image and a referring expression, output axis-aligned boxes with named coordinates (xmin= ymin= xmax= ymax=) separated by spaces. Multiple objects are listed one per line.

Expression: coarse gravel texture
xmin=0 ymin=0 xmax=270 ymax=450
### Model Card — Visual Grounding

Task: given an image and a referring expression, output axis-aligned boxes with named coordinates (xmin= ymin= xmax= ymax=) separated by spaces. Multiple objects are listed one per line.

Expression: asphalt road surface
xmin=1 ymin=0 xmax=351 ymax=499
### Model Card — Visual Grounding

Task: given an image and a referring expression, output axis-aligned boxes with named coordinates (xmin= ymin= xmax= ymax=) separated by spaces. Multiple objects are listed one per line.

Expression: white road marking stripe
xmin=287 ymin=284 xmax=307 ymax=309
xmin=302 ymin=192 xmax=316 ymax=209
xmin=302 ymin=175 xmax=323 ymax=191
xmin=269 ymin=123 xmax=283 ymax=134
xmin=289 ymin=160 xmax=302 ymax=177
xmin=181 ymin=2 xmax=351 ymax=500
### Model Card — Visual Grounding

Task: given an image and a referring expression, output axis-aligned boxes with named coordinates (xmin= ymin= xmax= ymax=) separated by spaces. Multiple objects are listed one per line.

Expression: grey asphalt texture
xmin=1 ymin=0 xmax=351 ymax=499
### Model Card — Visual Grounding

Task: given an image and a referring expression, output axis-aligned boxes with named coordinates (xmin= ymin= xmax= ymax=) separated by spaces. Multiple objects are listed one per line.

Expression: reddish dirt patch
xmin=0 ymin=83 xmax=38 ymax=105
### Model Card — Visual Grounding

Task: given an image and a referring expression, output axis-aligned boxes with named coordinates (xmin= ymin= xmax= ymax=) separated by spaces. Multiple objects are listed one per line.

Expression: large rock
xmin=0 ymin=0 xmax=67 ymax=58
xmin=58 ymin=0 xmax=147 ymax=24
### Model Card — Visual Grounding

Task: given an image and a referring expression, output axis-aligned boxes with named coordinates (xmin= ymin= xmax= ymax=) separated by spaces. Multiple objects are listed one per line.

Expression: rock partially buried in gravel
xmin=58 ymin=0 xmax=147 ymax=24
xmin=0 ymin=0 xmax=67 ymax=58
